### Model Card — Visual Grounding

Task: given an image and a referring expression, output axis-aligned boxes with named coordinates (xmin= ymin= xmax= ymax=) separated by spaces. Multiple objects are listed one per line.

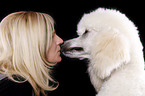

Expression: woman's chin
xmin=57 ymin=57 xmax=62 ymax=63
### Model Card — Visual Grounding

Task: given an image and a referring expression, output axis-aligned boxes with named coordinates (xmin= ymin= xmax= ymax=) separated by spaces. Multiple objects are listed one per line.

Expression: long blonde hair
xmin=0 ymin=11 xmax=58 ymax=96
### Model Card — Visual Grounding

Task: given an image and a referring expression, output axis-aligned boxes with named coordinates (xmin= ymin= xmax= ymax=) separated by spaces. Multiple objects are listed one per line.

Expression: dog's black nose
xmin=61 ymin=42 xmax=71 ymax=53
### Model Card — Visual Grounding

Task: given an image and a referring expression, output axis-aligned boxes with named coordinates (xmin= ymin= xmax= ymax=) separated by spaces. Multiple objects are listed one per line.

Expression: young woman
xmin=0 ymin=11 xmax=63 ymax=96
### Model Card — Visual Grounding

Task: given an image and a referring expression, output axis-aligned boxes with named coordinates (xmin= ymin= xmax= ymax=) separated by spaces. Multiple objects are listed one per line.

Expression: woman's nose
xmin=56 ymin=35 xmax=63 ymax=45
xmin=59 ymin=37 xmax=63 ymax=44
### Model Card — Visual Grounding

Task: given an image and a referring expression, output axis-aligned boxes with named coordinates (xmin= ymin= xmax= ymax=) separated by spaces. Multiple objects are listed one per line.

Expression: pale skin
xmin=46 ymin=32 xmax=63 ymax=63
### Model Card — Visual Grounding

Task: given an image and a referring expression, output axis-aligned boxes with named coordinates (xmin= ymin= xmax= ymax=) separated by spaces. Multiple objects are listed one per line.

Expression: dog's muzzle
xmin=61 ymin=42 xmax=84 ymax=54
xmin=61 ymin=41 xmax=90 ymax=60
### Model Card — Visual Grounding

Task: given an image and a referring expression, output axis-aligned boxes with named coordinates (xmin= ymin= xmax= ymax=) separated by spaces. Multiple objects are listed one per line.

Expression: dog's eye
xmin=83 ymin=30 xmax=89 ymax=36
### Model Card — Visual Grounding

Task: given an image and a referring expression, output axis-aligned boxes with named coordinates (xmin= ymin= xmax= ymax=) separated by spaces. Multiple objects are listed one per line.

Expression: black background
xmin=0 ymin=0 xmax=144 ymax=96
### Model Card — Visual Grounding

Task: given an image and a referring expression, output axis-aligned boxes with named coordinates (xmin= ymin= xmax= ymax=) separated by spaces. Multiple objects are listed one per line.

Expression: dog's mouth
xmin=63 ymin=47 xmax=84 ymax=53
xmin=61 ymin=43 xmax=89 ymax=60
xmin=61 ymin=46 xmax=84 ymax=54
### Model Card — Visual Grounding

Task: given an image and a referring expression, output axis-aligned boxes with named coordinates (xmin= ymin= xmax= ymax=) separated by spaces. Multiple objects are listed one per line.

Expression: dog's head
xmin=62 ymin=8 xmax=142 ymax=78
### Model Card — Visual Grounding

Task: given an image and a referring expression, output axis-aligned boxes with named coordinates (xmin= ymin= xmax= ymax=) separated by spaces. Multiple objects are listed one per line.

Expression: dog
xmin=61 ymin=8 xmax=145 ymax=96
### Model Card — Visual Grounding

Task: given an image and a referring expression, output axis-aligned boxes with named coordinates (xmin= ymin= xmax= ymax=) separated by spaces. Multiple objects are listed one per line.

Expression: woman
xmin=0 ymin=11 xmax=63 ymax=96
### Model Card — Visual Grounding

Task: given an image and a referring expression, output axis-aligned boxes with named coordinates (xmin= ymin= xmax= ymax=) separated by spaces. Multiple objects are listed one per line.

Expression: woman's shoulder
xmin=0 ymin=75 xmax=33 ymax=96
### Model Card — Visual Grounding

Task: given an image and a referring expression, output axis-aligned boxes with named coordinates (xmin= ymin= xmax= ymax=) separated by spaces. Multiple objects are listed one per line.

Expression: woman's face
xmin=46 ymin=32 xmax=63 ymax=63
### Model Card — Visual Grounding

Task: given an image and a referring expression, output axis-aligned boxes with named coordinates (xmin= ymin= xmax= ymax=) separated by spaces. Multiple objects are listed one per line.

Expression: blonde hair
xmin=0 ymin=11 xmax=58 ymax=96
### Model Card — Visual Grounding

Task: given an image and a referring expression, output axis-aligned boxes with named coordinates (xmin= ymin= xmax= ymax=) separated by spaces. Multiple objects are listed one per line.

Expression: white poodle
xmin=62 ymin=8 xmax=145 ymax=96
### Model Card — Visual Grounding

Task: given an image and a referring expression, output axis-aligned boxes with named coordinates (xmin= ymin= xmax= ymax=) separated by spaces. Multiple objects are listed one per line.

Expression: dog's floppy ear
xmin=90 ymin=27 xmax=130 ymax=79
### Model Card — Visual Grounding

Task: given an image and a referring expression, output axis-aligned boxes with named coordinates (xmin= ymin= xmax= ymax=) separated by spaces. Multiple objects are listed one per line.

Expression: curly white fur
xmin=62 ymin=8 xmax=145 ymax=96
